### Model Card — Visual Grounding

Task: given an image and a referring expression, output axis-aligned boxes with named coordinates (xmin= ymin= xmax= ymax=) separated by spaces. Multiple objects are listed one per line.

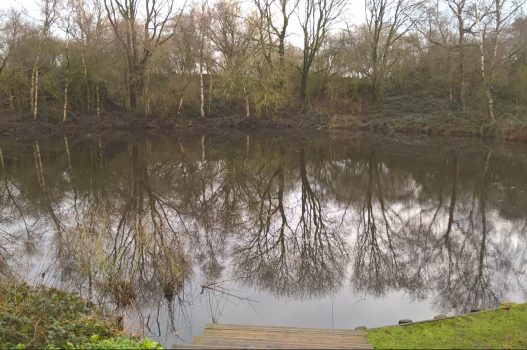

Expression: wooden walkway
xmin=177 ymin=323 xmax=373 ymax=349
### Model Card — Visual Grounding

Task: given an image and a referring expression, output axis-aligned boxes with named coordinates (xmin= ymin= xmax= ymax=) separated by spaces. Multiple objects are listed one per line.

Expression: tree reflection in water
xmin=0 ymin=133 xmax=526 ymax=344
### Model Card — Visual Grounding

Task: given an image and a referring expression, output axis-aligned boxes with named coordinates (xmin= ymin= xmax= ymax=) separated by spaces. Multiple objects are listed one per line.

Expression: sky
xmin=0 ymin=0 xmax=366 ymax=47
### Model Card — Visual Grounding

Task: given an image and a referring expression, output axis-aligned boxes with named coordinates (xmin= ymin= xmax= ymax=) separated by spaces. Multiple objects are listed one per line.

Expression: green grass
xmin=0 ymin=283 xmax=162 ymax=349
xmin=368 ymin=303 xmax=527 ymax=349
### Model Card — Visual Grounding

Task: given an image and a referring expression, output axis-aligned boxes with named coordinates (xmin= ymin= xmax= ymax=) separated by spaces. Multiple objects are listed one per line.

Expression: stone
xmin=398 ymin=319 xmax=412 ymax=324
xmin=470 ymin=309 xmax=481 ymax=313
xmin=434 ymin=314 xmax=448 ymax=320
xmin=355 ymin=326 xmax=367 ymax=330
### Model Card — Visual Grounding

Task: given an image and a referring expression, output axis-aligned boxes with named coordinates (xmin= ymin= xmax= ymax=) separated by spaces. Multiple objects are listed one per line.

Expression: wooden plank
xmin=205 ymin=324 xmax=365 ymax=334
xmin=197 ymin=333 xmax=369 ymax=343
xmin=199 ymin=332 xmax=368 ymax=340
xmin=202 ymin=327 xmax=366 ymax=335
xmin=188 ymin=323 xmax=373 ymax=349
xmin=202 ymin=328 xmax=365 ymax=336
xmin=173 ymin=345 xmax=240 ymax=349
xmin=192 ymin=338 xmax=370 ymax=349
xmin=193 ymin=340 xmax=372 ymax=348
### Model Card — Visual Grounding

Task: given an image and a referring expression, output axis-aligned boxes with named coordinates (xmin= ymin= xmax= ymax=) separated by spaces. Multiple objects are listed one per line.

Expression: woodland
xmin=0 ymin=0 xmax=526 ymax=135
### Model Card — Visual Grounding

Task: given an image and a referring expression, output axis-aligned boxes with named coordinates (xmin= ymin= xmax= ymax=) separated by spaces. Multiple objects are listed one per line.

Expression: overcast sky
xmin=0 ymin=0 xmax=366 ymax=46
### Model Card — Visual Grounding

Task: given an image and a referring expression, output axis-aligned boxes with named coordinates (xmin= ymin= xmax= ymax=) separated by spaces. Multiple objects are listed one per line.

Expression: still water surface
xmin=0 ymin=131 xmax=526 ymax=346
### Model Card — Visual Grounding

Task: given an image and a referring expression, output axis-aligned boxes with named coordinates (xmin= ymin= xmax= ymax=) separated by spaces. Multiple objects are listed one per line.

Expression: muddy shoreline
xmin=2 ymin=112 xmax=527 ymax=142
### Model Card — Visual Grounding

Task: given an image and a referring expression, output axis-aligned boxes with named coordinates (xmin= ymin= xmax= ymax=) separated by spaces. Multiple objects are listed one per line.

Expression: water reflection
xmin=0 ymin=132 xmax=526 ymax=345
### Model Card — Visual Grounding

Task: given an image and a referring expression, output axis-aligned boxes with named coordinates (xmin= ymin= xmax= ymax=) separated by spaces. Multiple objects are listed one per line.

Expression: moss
xmin=367 ymin=303 xmax=527 ymax=349
xmin=0 ymin=283 xmax=162 ymax=349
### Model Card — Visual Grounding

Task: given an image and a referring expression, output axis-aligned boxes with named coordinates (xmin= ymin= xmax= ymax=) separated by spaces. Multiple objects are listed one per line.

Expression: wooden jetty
xmin=177 ymin=323 xmax=373 ymax=349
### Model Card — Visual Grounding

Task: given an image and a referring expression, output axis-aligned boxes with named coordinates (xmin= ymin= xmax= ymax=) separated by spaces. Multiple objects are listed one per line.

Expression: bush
xmin=0 ymin=283 xmax=162 ymax=349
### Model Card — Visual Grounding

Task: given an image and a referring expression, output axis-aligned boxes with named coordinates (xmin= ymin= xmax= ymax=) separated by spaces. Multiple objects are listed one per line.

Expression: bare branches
xmin=103 ymin=0 xmax=181 ymax=113
xmin=0 ymin=10 xmax=21 ymax=79
xmin=299 ymin=0 xmax=346 ymax=100
xmin=364 ymin=0 xmax=422 ymax=100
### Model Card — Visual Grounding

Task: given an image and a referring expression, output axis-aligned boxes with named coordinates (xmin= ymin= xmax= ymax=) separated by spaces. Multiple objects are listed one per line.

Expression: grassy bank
xmin=0 ymin=283 xmax=162 ymax=349
xmin=330 ymin=95 xmax=527 ymax=141
xmin=368 ymin=303 xmax=527 ymax=349
xmin=2 ymin=96 xmax=527 ymax=142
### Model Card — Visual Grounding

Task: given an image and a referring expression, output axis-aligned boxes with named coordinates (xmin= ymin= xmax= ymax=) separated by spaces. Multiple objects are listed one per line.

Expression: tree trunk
xmin=63 ymin=76 xmax=68 ymax=122
xmin=177 ymin=95 xmax=184 ymax=115
xmin=485 ymin=88 xmax=495 ymax=121
xmin=128 ymin=63 xmax=146 ymax=114
xmin=244 ymin=85 xmax=250 ymax=118
xmin=208 ymin=67 xmax=212 ymax=115
xmin=63 ymin=38 xmax=69 ymax=123
xmin=8 ymin=90 xmax=14 ymax=111
xmin=0 ymin=147 xmax=4 ymax=169
xmin=477 ymin=17 xmax=496 ymax=122
xmin=246 ymin=135 xmax=250 ymax=156
xmin=300 ymin=70 xmax=308 ymax=101
xmin=81 ymin=50 xmax=90 ymax=111
xmin=96 ymin=83 xmax=101 ymax=117
xmin=458 ymin=17 xmax=465 ymax=108
xmin=64 ymin=136 xmax=72 ymax=170
xmin=200 ymin=63 xmax=205 ymax=118
xmin=34 ymin=141 xmax=45 ymax=189
xmin=201 ymin=135 xmax=205 ymax=161
xmin=33 ymin=67 xmax=39 ymax=120
xmin=144 ymin=69 xmax=151 ymax=116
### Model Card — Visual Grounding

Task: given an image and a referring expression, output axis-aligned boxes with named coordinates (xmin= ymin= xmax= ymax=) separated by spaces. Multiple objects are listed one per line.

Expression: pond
xmin=0 ymin=131 xmax=525 ymax=347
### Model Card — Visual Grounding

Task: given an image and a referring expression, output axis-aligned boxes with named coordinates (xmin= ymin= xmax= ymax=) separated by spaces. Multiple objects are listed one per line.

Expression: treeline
xmin=0 ymin=0 xmax=526 ymax=121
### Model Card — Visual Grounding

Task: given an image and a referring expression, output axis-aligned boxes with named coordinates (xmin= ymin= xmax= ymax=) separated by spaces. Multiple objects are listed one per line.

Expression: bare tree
xmin=194 ymin=2 xmax=209 ymax=118
xmin=253 ymin=0 xmax=298 ymax=66
xmin=447 ymin=0 xmax=473 ymax=107
xmin=0 ymin=10 xmax=21 ymax=111
xmin=0 ymin=10 xmax=21 ymax=80
xmin=298 ymin=0 xmax=345 ymax=101
xmin=69 ymin=0 xmax=107 ymax=115
xmin=417 ymin=0 xmax=464 ymax=103
xmin=31 ymin=0 xmax=60 ymax=119
xmin=471 ymin=0 xmax=524 ymax=121
xmin=103 ymin=0 xmax=180 ymax=114
xmin=210 ymin=0 xmax=256 ymax=117
xmin=163 ymin=13 xmax=198 ymax=116
xmin=364 ymin=0 xmax=420 ymax=101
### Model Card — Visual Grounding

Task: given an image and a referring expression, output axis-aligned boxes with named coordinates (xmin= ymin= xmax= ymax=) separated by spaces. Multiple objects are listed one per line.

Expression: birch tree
xmin=31 ymin=0 xmax=60 ymax=119
xmin=471 ymin=0 xmax=524 ymax=120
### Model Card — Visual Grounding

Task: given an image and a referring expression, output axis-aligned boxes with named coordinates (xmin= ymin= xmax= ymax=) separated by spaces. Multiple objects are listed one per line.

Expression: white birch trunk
xmin=64 ymin=136 xmax=72 ymax=170
xmin=0 ymin=147 xmax=4 ymax=169
xmin=201 ymin=135 xmax=205 ymax=161
xmin=96 ymin=83 xmax=101 ymax=117
xmin=477 ymin=12 xmax=496 ymax=122
xmin=178 ymin=95 xmax=184 ymax=115
xmin=33 ymin=68 xmax=39 ymax=120
xmin=63 ymin=78 xmax=68 ymax=122
xmin=200 ymin=64 xmax=205 ymax=118
xmin=244 ymin=85 xmax=250 ymax=118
